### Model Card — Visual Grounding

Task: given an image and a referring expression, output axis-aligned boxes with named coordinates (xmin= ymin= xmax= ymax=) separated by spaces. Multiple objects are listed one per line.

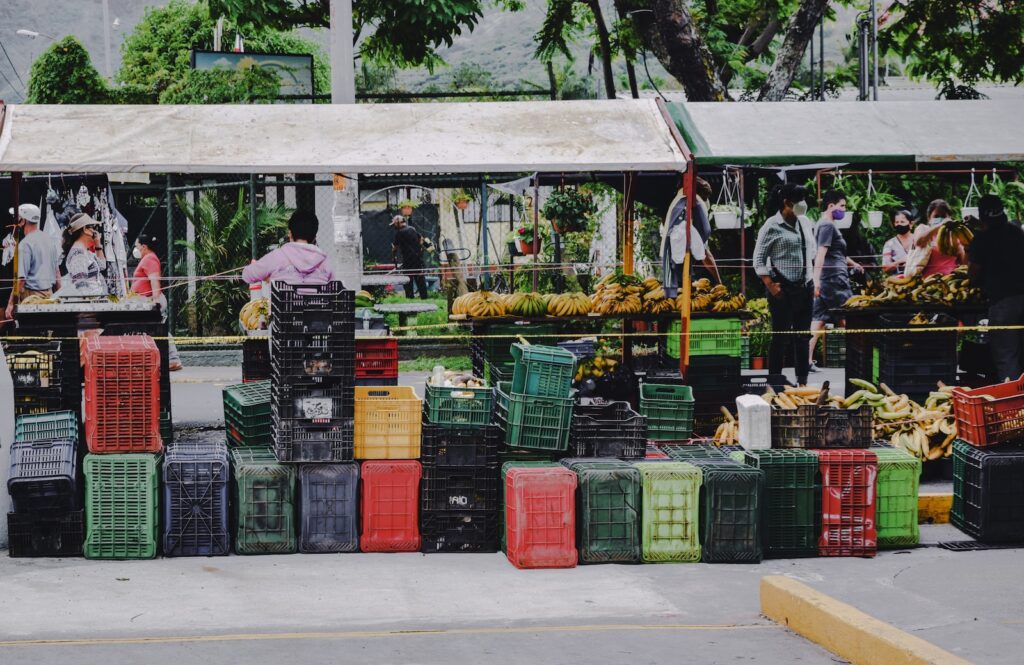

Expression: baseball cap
xmin=9 ymin=203 xmax=41 ymax=224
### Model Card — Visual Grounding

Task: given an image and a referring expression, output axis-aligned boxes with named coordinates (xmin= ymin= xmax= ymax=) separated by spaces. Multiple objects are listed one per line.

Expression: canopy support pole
xmin=679 ymin=166 xmax=695 ymax=379
xmin=479 ymin=177 xmax=489 ymax=290
xmin=165 ymin=174 xmax=174 ymax=335
xmin=623 ymin=172 xmax=635 ymax=275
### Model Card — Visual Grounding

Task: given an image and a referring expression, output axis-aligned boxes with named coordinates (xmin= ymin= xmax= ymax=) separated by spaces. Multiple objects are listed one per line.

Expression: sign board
xmin=191 ymin=50 xmax=315 ymax=101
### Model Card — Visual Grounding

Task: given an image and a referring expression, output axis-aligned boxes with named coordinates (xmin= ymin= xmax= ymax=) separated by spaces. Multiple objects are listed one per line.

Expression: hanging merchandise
xmin=962 ymin=169 xmax=981 ymax=220
xmin=711 ymin=170 xmax=742 ymax=230
xmin=97 ymin=187 xmax=128 ymax=299
xmin=44 ymin=176 xmax=63 ymax=245
xmin=76 ymin=184 xmax=91 ymax=209
xmin=1 ymin=231 xmax=14 ymax=266
xmin=864 ymin=170 xmax=883 ymax=229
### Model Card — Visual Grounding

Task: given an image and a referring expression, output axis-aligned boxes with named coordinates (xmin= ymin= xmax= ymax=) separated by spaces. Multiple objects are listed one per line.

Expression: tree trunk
xmin=757 ymin=0 xmax=829 ymax=101
xmin=625 ymin=59 xmax=640 ymax=98
xmin=624 ymin=0 xmax=725 ymax=102
xmin=547 ymin=60 xmax=558 ymax=100
xmin=587 ymin=0 xmax=618 ymax=99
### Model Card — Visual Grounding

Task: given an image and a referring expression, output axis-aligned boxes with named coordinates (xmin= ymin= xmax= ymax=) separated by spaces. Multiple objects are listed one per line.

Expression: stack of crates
xmin=494 ymin=344 xmax=576 ymax=454
xmin=163 ymin=441 xmax=230 ymax=557
xmin=667 ymin=317 xmax=744 ymax=431
xmin=874 ymin=313 xmax=957 ymax=401
xmin=355 ymin=336 xmax=399 ymax=386
xmin=242 ymin=337 xmax=271 ymax=383
xmin=505 ymin=465 xmax=578 ymax=569
xmin=223 ymin=381 xmax=272 ymax=448
xmin=561 ymin=459 xmax=641 ymax=564
xmin=81 ymin=335 xmax=162 ymax=559
xmin=1 ymin=339 xmax=79 ymax=417
xmin=7 ymin=411 xmax=83 ymax=557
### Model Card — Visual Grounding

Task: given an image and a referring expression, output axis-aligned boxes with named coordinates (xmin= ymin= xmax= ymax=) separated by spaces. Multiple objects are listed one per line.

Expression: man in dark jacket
xmin=391 ymin=215 xmax=429 ymax=299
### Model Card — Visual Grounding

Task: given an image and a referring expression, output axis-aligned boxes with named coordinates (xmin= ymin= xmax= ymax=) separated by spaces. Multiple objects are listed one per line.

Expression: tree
xmin=535 ymin=0 xmax=618 ymax=99
xmin=25 ymin=36 xmax=109 ymax=104
xmin=158 ymin=66 xmax=282 ymax=104
xmin=757 ymin=0 xmax=830 ymax=101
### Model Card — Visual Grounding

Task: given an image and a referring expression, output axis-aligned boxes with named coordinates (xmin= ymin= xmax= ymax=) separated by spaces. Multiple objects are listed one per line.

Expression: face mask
xmin=792 ymin=200 xmax=808 ymax=216
xmin=894 ymin=225 xmax=910 ymax=235
xmin=132 ymin=247 xmax=142 ymax=260
xmin=929 ymin=217 xmax=946 ymax=226
xmin=831 ymin=209 xmax=846 ymax=221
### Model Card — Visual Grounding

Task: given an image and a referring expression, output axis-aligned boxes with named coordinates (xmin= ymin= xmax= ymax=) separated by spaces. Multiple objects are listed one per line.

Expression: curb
xmin=760 ymin=576 xmax=971 ymax=665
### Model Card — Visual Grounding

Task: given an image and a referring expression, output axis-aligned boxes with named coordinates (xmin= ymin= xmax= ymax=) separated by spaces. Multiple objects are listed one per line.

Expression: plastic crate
xmin=15 ymin=410 xmax=78 ymax=444
xmin=360 ymin=460 xmax=421 ymax=552
xmin=875 ymin=448 xmax=921 ymax=548
xmin=686 ymin=354 xmax=743 ymax=397
xmin=639 ymin=384 xmax=695 ymax=441
xmin=271 ymin=333 xmax=356 ymax=381
xmin=272 ymin=381 xmax=352 ymax=422
xmin=570 ymin=399 xmax=647 ymax=459
xmin=691 ymin=459 xmax=764 ymax=563
xmin=951 ymin=439 xmax=1024 ymax=542
xmin=84 ymin=453 xmax=160 ymax=559
xmin=355 ymin=337 xmax=399 ymax=379
xmin=298 ymin=463 xmax=360 ymax=553
xmin=242 ymin=337 xmax=271 ymax=382
xmin=231 ymin=447 xmax=296 ymax=554
xmin=635 ymin=462 xmax=702 ymax=563
xmin=486 ymin=361 xmax=514 ymax=385
xmin=645 ymin=444 xmax=671 ymax=459
xmin=743 ymin=450 xmax=819 ymax=558
xmin=562 ymin=460 xmax=641 ymax=564
xmin=473 ymin=322 xmax=560 ymax=368
xmin=356 ymin=376 xmax=399 ymax=387
xmin=875 ymin=313 xmax=957 ymax=395
xmin=499 ymin=460 xmax=559 ymax=551
xmin=771 ymin=405 xmax=873 ymax=449
xmin=8 ymin=438 xmax=78 ymax=513
xmin=557 ymin=338 xmax=596 ymax=359
xmin=424 ymin=383 xmax=494 ymax=428
xmin=162 ymin=442 xmax=230 ymax=557
xmin=421 ymin=424 xmax=500 ymax=468
xmin=952 ymin=376 xmax=1024 ymax=448
xmin=824 ymin=326 xmax=846 ymax=368
xmin=509 ymin=343 xmax=577 ymax=398
xmin=7 ymin=510 xmax=84 ymax=558
xmin=660 ymin=443 xmax=729 ymax=460
xmin=812 ymin=449 xmax=878 ymax=557
xmin=421 ymin=511 xmax=499 ymax=553
xmin=3 ymin=341 xmax=76 ymax=413
xmin=505 ymin=466 xmax=578 ymax=569
xmin=223 ymin=380 xmax=272 ymax=447
xmin=421 ymin=466 xmax=499 ymax=512
xmin=270 ymin=281 xmax=355 ymax=334
xmin=354 ymin=386 xmax=422 ymax=459
xmin=667 ymin=317 xmax=743 ymax=359
xmin=83 ymin=335 xmax=162 ymax=454
xmin=493 ymin=381 xmax=573 ymax=451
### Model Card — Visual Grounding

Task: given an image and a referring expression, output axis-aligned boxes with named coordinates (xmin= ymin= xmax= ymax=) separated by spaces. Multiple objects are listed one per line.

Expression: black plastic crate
xmin=271 ymin=334 xmax=356 ymax=381
xmin=7 ymin=510 xmax=84 ymax=557
xmin=242 ymin=337 xmax=271 ymax=382
xmin=272 ymin=381 xmax=354 ymax=423
xmin=952 ymin=439 xmax=1024 ymax=543
xmin=691 ymin=459 xmax=764 ymax=563
xmin=772 ymin=405 xmax=873 ymax=449
xmin=273 ymin=415 xmax=354 ymax=463
xmin=162 ymin=442 xmax=230 ymax=557
xmin=421 ymin=466 xmax=499 ymax=512
xmin=8 ymin=438 xmax=78 ymax=513
xmin=271 ymin=281 xmax=355 ymax=334
xmin=571 ymin=398 xmax=646 ymax=458
xmin=298 ymin=463 xmax=360 ymax=553
xmin=421 ymin=511 xmax=499 ymax=553
xmin=421 ymin=424 xmax=500 ymax=468
xmin=356 ymin=376 xmax=398 ymax=387
xmin=2 ymin=339 xmax=67 ymax=391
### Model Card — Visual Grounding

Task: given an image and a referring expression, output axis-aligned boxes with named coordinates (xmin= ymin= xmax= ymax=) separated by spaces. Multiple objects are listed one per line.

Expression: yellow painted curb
xmin=760 ymin=576 xmax=971 ymax=665
xmin=919 ymin=493 xmax=953 ymax=524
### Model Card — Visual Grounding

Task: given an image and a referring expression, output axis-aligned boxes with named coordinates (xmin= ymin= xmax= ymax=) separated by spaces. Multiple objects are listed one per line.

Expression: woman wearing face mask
xmin=913 ymin=199 xmax=964 ymax=277
xmin=882 ymin=210 xmax=915 ymax=274
xmin=62 ymin=213 xmax=107 ymax=295
xmin=808 ymin=190 xmax=863 ymax=371
xmin=131 ymin=234 xmax=183 ymax=371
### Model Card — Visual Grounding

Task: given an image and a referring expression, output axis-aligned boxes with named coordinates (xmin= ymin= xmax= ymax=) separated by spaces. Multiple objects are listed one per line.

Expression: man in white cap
xmin=5 ymin=204 xmax=61 ymax=319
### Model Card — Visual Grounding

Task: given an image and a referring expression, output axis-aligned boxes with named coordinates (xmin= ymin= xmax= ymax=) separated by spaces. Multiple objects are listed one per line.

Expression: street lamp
xmin=15 ymin=29 xmax=56 ymax=40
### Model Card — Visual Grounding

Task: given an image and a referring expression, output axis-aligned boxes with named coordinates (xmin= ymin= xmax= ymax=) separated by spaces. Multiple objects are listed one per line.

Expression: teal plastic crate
xmin=667 ymin=317 xmax=743 ymax=359
xmin=424 ymin=383 xmax=494 ymax=428
xmin=635 ymin=462 xmax=702 ymax=563
xmin=223 ymin=381 xmax=272 ymax=447
xmin=494 ymin=381 xmax=573 ymax=451
xmin=510 ymin=344 xmax=576 ymax=398
xmin=231 ymin=446 xmax=297 ymax=554
xmin=640 ymin=383 xmax=695 ymax=441
xmin=84 ymin=454 xmax=160 ymax=559
xmin=15 ymin=410 xmax=78 ymax=443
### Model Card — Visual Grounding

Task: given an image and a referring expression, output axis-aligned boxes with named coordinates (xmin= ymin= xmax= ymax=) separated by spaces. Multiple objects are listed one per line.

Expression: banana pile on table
xmin=845 ymin=266 xmax=983 ymax=308
xmin=639 ymin=277 xmax=676 ymax=314
xmin=547 ymin=292 xmax=592 ymax=316
xmin=846 ymin=378 xmax=957 ymax=461
xmin=686 ymin=279 xmax=746 ymax=313
xmin=590 ymin=273 xmax=643 ymax=315
xmin=239 ymin=298 xmax=269 ymax=331
xmin=712 ymin=407 xmax=739 ymax=445
xmin=503 ymin=292 xmax=548 ymax=317
xmin=18 ymin=294 xmax=59 ymax=305
xmin=451 ymin=291 xmax=506 ymax=318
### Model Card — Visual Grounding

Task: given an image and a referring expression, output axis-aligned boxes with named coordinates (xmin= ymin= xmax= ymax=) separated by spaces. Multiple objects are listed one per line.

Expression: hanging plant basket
xmin=542 ymin=188 xmax=595 ymax=237
xmin=712 ymin=207 xmax=741 ymax=230
xmin=866 ymin=211 xmax=884 ymax=228
xmin=835 ymin=214 xmax=854 ymax=229
xmin=455 ymin=200 xmax=469 ymax=211
xmin=517 ymin=238 xmax=535 ymax=255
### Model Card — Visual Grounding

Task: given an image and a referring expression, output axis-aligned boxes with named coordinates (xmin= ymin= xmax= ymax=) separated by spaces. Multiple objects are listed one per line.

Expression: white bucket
xmin=835 ymin=214 xmax=854 ymax=229
xmin=867 ymin=211 xmax=884 ymax=228
xmin=962 ymin=206 xmax=980 ymax=220
xmin=713 ymin=210 xmax=740 ymax=230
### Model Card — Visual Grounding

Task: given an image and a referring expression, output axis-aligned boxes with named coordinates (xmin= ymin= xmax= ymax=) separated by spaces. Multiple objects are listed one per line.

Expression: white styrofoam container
xmin=736 ymin=394 xmax=771 ymax=450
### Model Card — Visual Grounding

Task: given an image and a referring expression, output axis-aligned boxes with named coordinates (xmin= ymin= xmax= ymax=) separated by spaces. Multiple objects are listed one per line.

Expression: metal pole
xmin=480 ymin=178 xmax=489 ymax=290
xmin=871 ymin=0 xmax=879 ymax=100
xmin=102 ymin=0 xmax=113 ymax=79
xmin=165 ymin=174 xmax=174 ymax=335
xmin=249 ymin=174 xmax=258 ymax=261
xmin=808 ymin=41 xmax=814 ymax=102
xmin=532 ymin=178 xmax=539 ymax=293
xmin=819 ymin=19 xmax=824 ymax=101
xmin=330 ymin=0 xmax=356 ymax=103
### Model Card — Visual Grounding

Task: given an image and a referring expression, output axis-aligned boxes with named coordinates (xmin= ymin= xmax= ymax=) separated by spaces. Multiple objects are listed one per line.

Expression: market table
xmin=374 ymin=302 xmax=438 ymax=334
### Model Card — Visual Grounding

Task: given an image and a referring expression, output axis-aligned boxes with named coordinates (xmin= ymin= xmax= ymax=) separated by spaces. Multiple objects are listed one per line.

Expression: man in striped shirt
xmin=753 ymin=183 xmax=816 ymax=386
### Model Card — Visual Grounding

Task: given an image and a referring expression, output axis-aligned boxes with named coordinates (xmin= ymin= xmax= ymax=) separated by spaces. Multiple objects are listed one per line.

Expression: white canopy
xmin=0 ymin=99 xmax=687 ymax=174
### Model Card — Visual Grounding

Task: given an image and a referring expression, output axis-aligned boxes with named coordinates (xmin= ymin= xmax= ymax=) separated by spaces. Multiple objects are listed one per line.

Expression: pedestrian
xmin=882 ymin=210 xmax=915 ymax=275
xmin=967 ymin=194 xmax=1024 ymax=381
xmin=5 ymin=204 xmax=61 ymax=319
xmin=242 ymin=210 xmax=335 ymax=286
xmin=660 ymin=181 xmax=722 ymax=297
xmin=62 ymin=213 xmax=108 ymax=295
xmin=753 ymin=183 xmax=816 ymax=387
xmin=912 ymin=199 xmax=964 ymax=277
xmin=391 ymin=215 xmax=429 ymax=299
xmin=131 ymin=234 xmax=183 ymax=371
xmin=808 ymin=190 xmax=863 ymax=372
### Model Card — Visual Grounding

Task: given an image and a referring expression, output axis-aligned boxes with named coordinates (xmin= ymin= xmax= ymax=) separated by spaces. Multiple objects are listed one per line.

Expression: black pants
xmin=767 ymin=282 xmax=813 ymax=384
xmin=988 ymin=294 xmax=1024 ymax=381
xmin=402 ymin=266 xmax=429 ymax=299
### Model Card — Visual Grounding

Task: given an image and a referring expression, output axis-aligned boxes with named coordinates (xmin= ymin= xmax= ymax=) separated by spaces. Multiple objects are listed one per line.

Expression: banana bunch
xmin=452 ymin=291 xmax=506 ymax=318
xmin=548 ymin=292 xmax=592 ymax=316
xmin=685 ymin=280 xmax=746 ymax=313
xmin=760 ymin=385 xmax=845 ymax=409
xmin=846 ymin=378 xmax=957 ymax=461
xmin=355 ymin=290 xmax=374 ymax=309
xmin=713 ymin=407 xmax=738 ymax=445
xmin=506 ymin=292 xmax=548 ymax=317
xmin=19 ymin=294 xmax=58 ymax=305
xmin=573 ymin=355 xmax=619 ymax=382
xmin=239 ymin=298 xmax=269 ymax=331
xmin=845 ymin=266 xmax=983 ymax=308
xmin=591 ymin=274 xmax=644 ymax=315
xmin=936 ymin=220 xmax=974 ymax=257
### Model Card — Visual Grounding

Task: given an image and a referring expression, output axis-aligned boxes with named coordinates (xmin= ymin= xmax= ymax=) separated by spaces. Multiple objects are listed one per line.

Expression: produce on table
xmin=713 ymin=407 xmax=738 ymax=445
xmin=18 ymin=294 xmax=58 ymax=305
xmin=590 ymin=273 xmax=643 ymax=315
xmin=355 ymin=290 xmax=375 ymax=308
xmin=451 ymin=291 xmax=506 ymax=318
xmin=504 ymin=292 xmax=548 ymax=317
xmin=547 ymin=292 xmax=592 ymax=316
xmin=845 ymin=266 xmax=982 ymax=308
xmin=430 ymin=369 xmax=485 ymax=388
xmin=640 ymin=277 xmax=677 ymax=314
xmin=846 ymin=378 xmax=958 ymax=461
xmin=573 ymin=355 xmax=619 ymax=382
xmin=936 ymin=219 xmax=974 ymax=257
xmin=686 ymin=279 xmax=746 ymax=313
xmin=239 ymin=298 xmax=269 ymax=331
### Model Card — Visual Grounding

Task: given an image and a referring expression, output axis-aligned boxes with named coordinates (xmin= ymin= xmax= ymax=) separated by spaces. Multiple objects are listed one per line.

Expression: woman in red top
xmin=914 ymin=199 xmax=964 ymax=277
xmin=132 ymin=235 xmax=182 ymax=370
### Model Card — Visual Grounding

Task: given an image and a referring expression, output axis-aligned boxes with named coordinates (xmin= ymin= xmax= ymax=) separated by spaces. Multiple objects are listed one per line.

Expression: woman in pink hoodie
xmin=242 ymin=210 xmax=336 ymax=285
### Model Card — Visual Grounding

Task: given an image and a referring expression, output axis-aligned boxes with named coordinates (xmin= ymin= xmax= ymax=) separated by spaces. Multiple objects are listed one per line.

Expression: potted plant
xmin=513 ymin=224 xmax=549 ymax=255
xmin=541 ymin=188 xmax=597 ymax=235
xmin=746 ymin=297 xmax=771 ymax=370
xmin=397 ymin=198 xmax=419 ymax=216
xmin=711 ymin=203 xmax=742 ymax=230
xmin=452 ymin=190 xmax=473 ymax=211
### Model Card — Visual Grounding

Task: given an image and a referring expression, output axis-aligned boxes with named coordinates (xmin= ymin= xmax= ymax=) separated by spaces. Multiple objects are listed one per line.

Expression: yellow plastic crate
xmin=354 ymin=386 xmax=422 ymax=459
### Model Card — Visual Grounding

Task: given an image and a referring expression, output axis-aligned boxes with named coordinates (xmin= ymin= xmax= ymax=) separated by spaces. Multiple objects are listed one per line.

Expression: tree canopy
xmin=25 ymin=36 xmax=110 ymax=104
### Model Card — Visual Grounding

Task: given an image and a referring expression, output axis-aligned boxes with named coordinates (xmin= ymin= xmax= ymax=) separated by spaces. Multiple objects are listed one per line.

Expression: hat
xmin=979 ymin=194 xmax=1008 ymax=223
xmin=9 ymin=203 xmax=41 ymax=224
xmin=67 ymin=212 xmax=101 ymax=233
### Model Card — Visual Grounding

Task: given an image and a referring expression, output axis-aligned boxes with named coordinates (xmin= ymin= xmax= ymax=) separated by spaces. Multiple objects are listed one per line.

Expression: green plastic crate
xmin=563 ymin=460 xmax=641 ymax=564
xmin=640 ymin=383 xmax=695 ymax=440
xmin=743 ymin=450 xmax=819 ymax=558
xmin=510 ymin=344 xmax=577 ymax=398
xmin=486 ymin=361 xmax=514 ymax=385
xmin=500 ymin=460 xmax=559 ymax=552
xmin=231 ymin=446 xmax=297 ymax=554
xmin=661 ymin=444 xmax=728 ymax=460
xmin=667 ymin=317 xmax=743 ymax=359
xmin=84 ymin=454 xmax=160 ymax=559
xmin=875 ymin=448 xmax=921 ymax=548
xmin=15 ymin=410 xmax=78 ymax=443
xmin=423 ymin=383 xmax=494 ymax=428
xmin=635 ymin=462 xmax=702 ymax=563
xmin=494 ymin=381 xmax=573 ymax=451
xmin=693 ymin=460 xmax=764 ymax=563
xmin=478 ymin=323 xmax=559 ymax=367
xmin=223 ymin=381 xmax=272 ymax=447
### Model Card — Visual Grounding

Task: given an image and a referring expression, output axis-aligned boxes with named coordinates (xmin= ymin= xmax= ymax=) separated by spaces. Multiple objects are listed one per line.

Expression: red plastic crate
xmin=83 ymin=336 xmax=162 ymax=453
xmin=355 ymin=337 xmax=399 ymax=379
xmin=645 ymin=444 xmax=670 ymax=459
xmin=360 ymin=460 xmax=421 ymax=552
xmin=952 ymin=375 xmax=1024 ymax=448
xmin=812 ymin=449 xmax=877 ymax=557
xmin=505 ymin=466 xmax=577 ymax=569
